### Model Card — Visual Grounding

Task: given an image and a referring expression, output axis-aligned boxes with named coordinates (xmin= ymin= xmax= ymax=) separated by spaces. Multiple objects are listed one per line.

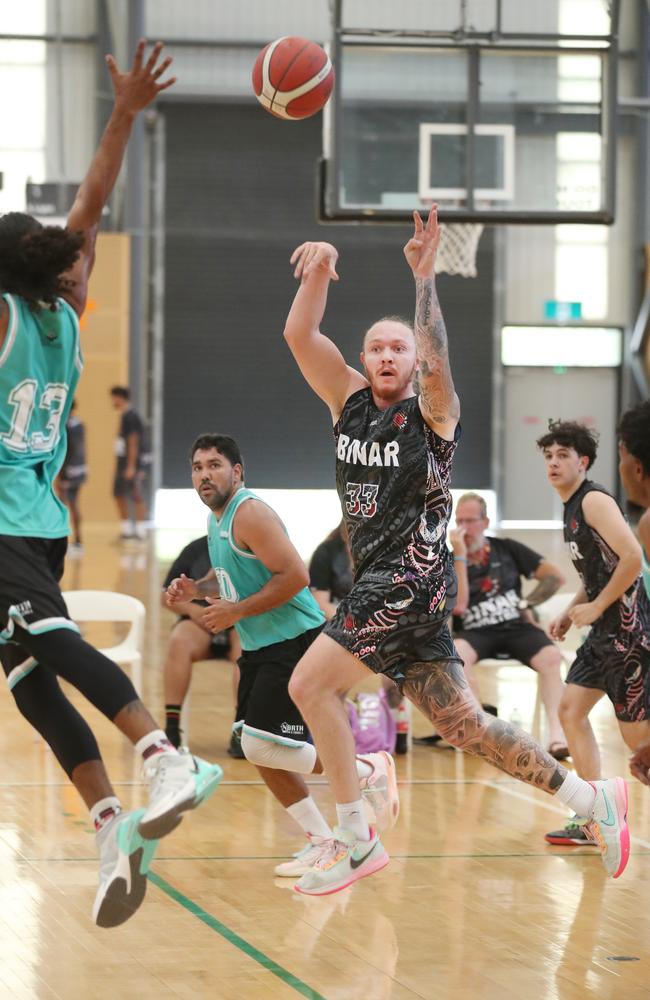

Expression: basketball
xmin=252 ymin=36 xmax=334 ymax=120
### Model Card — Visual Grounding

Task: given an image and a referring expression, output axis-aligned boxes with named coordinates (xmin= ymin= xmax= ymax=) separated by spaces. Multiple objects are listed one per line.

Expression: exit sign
xmin=544 ymin=300 xmax=582 ymax=321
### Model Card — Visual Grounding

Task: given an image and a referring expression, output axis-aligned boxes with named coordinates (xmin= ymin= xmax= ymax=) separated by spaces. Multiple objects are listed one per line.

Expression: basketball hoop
xmin=435 ymin=223 xmax=484 ymax=278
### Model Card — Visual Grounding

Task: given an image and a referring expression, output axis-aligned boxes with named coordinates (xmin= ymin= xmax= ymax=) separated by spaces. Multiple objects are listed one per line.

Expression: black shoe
xmin=412 ymin=733 xmax=454 ymax=749
xmin=395 ymin=732 xmax=409 ymax=755
xmin=227 ymin=730 xmax=245 ymax=759
xmin=482 ymin=703 xmax=498 ymax=716
xmin=545 ymin=818 xmax=596 ymax=846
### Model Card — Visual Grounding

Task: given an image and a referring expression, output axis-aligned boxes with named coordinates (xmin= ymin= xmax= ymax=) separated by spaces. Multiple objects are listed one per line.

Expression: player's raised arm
xmin=283 ymin=241 xmax=367 ymax=421
xmin=62 ymin=40 xmax=175 ymax=316
xmin=404 ymin=206 xmax=460 ymax=439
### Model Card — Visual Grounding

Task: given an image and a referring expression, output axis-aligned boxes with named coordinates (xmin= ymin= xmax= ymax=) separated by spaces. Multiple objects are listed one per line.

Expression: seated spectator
xmin=161 ymin=535 xmax=242 ymax=756
xmin=450 ymin=492 xmax=569 ymax=759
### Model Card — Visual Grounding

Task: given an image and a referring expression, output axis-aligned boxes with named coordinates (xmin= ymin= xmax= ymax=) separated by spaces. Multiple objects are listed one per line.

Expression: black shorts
xmin=59 ymin=475 xmax=85 ymax=502
xmin=566 ymin=628 xmax=650 ymax=722
xmin=454 ymin=621 xmax=554 ymax=665
xmin=0 ymin=535 xmax=78 ymax=684
xmin=236 ymin=625 xmax=322 ymax=743
xmin=113 ymin=470 xmax=147 ymax=500
xmin=324 ymin=573 xmax=460 ymax=686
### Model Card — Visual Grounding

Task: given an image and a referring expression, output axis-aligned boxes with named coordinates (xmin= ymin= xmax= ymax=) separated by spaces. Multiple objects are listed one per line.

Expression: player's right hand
xmin=166 ymin=573 xmax=198 ymax=606
xmin=290 ymin=242 xmax=339 ymax=282
xmin=548 ymin=613 xmax=571 ymax=641
xmin=106 ymin=39 xmax=176 ymax=116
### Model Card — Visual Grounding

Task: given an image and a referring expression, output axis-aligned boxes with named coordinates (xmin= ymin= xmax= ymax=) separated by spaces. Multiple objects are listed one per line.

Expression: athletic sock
xmin=135 ymin=521 xmax=147 ymax=540
xmin=286 ymin=795 xmax=333 ymax=839
xmin=554 ymin=769 xmax=597 ymax=817
xmin=90 ymin=796 xmax=122 ymax=833
xmin=355 ymin=757 xmax=373 ymax=780
xmin=120 ymin=519 xmax=133 ymax=536
xmin=135 ymin=729 xmax=178 ymax=761
xmin=165 ymin=705 xmax=182 ymax=747
xmin=336 ymin=800 xmax=371 ymax=841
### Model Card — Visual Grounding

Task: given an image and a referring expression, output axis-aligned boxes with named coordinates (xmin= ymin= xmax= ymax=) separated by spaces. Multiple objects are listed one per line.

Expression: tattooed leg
xmin=402 ymin=659 xmax=567 ymax=793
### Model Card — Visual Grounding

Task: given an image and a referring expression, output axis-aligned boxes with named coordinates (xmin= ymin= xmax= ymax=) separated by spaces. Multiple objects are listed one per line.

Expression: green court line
xmin=22 ymin=851 xmax=650 ymax=862
xmin=148 ymin=871 xmax=327 ymax=1000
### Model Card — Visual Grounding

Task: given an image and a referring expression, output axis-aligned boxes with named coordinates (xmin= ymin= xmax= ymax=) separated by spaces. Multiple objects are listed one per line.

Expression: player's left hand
xmin=106 ymin=39 xmax=176 ymax=117
xmin=630 ymin=742 xmax=650 ymax=786
xmin=200 ymin=597 xmax=241 ymax=633
xmin=403 ymin=205 xmax=441 ymax=279
xmin=568 ymin=601 xmax=600 ymax=628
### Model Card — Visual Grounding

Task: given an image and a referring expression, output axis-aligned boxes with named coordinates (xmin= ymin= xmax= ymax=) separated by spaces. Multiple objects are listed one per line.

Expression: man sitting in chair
xmin=449 ymin=492 xmax=569 ymax=760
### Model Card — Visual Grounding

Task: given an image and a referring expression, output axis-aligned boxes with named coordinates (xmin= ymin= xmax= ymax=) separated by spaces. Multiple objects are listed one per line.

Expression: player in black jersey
xmin=282 ymin=207 xmax=630 ymax=894
xmin=537 ymin=420 xmax=650 ymax=841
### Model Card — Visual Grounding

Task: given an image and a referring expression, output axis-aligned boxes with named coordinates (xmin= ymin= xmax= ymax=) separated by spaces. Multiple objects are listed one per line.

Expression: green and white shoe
xmin=93 ymin=809 xmax=158 ymax=928
xmin=139 ymin=749 xmax=223 ymax=840
xmin=294 ymin=826 xmax=389 ymax=896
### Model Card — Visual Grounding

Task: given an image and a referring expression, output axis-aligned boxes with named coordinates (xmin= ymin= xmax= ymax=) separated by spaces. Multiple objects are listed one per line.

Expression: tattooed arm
xmin=404 ymin=206 xmax=460 ymax=439
xmin=522 ymin=559 xmax=565 ymax=609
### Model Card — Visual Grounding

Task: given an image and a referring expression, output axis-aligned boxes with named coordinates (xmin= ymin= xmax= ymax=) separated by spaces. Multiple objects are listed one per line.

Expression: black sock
xmin=165 ymin=704 xmax=182 ymax=747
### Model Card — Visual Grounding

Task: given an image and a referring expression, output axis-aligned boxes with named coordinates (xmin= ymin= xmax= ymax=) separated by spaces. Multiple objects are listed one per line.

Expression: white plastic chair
xmin=62 ymin=590 xmax=146 ymax=692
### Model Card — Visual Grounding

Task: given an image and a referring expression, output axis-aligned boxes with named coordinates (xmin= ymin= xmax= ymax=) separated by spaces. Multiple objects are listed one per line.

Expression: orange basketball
xmin=252 ymin=36 xmax=334 ymax=120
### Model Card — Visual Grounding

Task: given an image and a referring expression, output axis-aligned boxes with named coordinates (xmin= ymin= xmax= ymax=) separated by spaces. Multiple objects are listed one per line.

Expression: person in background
xmin=110 ymin=385 xmax=150 ymax=541
xmin=55 ymin=399 xmax=87 ymax=556
xmin=161 ymin=534 xmax=243 ymax=757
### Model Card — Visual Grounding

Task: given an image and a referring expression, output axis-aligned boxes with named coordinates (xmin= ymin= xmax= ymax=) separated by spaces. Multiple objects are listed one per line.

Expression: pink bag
xmin=346 ymin=689 xmax=397 ymax=754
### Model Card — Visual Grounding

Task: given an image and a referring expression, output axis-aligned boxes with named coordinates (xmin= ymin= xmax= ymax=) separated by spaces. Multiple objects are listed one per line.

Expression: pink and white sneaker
xmin=581 ymin=777 xmax=630 ymax=878
xmin=294 ymin=826 xmax=388 ymax=896
xmin=358 ymin=751 xmax=400 ymax=831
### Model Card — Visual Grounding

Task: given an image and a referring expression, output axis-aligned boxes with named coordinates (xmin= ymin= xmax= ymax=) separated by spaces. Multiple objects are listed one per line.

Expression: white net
xmin=435 ymin=222 xmax=484 ymax=278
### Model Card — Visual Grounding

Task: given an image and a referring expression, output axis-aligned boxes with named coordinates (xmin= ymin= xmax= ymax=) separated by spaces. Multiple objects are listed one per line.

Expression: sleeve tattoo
xmin=414 ymin=276 xmax=460 ymax=424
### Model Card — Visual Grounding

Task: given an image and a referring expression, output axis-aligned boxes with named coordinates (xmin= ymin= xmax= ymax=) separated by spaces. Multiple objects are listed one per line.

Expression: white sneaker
xmin=138 ymin=749 xmax=223 ymax=840
xmin=93 ymin=809 xmax=158 ymax=928
xmin=358 ymin=751 xmax=400 ymax=831
xmin=294 ymin=826 xmax=389 ymax=896
xmin=581 ymin=777 xmax=630 ymax=879
xmin=274 ymin=836 xmax=330 ymax=877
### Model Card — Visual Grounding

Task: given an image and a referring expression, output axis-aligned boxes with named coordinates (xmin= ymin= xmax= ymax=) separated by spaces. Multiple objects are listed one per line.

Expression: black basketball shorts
xmin=566 ymin=628 xmax=650 ymax=722
xmin=324 ymin=573 xmax=461 ymax=686
xmin=236 ymin=625 xmax=323 ymax=743
xmin=454 ymin=621 xmax=554 ymax=665
xmin=0 ymin=535 xmax=79 ymax=688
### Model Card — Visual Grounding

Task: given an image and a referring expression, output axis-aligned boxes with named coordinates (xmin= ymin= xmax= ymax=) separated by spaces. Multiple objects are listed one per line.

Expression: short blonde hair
xmin=456 ymin=492 xmax=487 ymax=518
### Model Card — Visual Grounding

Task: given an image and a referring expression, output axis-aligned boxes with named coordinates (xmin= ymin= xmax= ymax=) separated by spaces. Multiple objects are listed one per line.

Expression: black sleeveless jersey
xmin=564 ymin=479 xmax=650 ymax=636
xmin=334 ymin=388 xmax=459 ymax=605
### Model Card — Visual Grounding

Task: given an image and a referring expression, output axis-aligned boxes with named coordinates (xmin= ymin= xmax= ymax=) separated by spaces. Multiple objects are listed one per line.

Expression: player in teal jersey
xmin=618 ymin=399 xmax=650 ymax=785
xmin=0 ymin=41 xmax=222 ymax=928
xmin=166 ymin=434 xmax=400 ymax=878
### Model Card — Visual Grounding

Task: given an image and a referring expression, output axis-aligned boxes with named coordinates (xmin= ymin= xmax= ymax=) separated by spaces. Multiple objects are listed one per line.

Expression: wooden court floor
xmin=0 ymin=526 xmax=648 ymax=1000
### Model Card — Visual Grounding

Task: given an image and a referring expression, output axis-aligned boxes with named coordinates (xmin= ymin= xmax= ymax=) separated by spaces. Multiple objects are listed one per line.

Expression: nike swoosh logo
xmin=598 ymin=792 xmax=616 ymax=827
xmin=350 ymin=843 xmax=376 ymax=869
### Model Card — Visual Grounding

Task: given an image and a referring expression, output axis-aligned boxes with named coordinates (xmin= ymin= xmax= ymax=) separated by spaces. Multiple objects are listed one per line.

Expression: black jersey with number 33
xmin=334 ymin=388 xmax=459 ymax=606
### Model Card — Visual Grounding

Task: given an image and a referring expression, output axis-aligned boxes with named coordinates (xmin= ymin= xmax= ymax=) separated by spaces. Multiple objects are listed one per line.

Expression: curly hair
xmin=0 ymin=212 xmax=84 ymax=311
xmin=536 ymin=419 xmax=599 ymax=469
xmin=618 ymin=400 xmax=650 ymax=477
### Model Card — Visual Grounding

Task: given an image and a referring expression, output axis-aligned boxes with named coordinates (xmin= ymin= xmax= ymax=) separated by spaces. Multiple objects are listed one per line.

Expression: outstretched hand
xmin=289 ymin=242 xmax=339 ymax=282
xmin=106 ymin=39 xmax=176 ymax=116
xmin=403 ymin=205 xmax=441 ymax=279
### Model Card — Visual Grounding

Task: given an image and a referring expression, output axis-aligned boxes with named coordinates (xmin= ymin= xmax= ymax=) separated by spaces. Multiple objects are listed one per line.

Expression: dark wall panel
xmin=163 ymin=103 xmax=494 ymax=490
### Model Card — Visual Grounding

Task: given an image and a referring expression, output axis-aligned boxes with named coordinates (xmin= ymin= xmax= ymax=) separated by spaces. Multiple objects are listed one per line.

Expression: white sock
xmin=135 ymin=729 xmax=178 ymax=761
xmin=90 ymin=795 xmax=122 ymax=832
xmin=355 ymin=757 xmax=373 ymax=781
xmin=120 ymin=519 xmax=133 ymax=535
xmin=554 ymin=770 xmax=597 ymax=817
xmin=286 ymin=796 xmax=332 ymax=839
xmin=135 ymin=521 xmax=147 ymax=539
xmin=336 ymin=800 xmax=370 ymax=841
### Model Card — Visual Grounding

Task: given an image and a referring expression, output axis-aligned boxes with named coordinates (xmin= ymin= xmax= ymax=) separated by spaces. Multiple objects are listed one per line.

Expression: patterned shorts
xmin=324 ymin=572 xmax=461 ymax=685
xmin=567 ymin=628 xmax=650 ymax=722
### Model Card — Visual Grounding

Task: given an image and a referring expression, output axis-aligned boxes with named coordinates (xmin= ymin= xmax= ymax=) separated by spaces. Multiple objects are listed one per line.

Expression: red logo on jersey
xmin=570 ymin=517 xmax=579 ymax=533
xmin=393 ymin=411 xmax=408 ymax=430
xmin=480 ymin=577 xmax=496 ymax=594
xmin=344 ymin=614 xmax=356 ymax=632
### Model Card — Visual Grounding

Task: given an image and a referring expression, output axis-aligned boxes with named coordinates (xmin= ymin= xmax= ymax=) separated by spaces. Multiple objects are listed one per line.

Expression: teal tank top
xmin=643 ymin=548 xmax=650 ymax=601
xmin=0 ymin=294 xmax=82 ymax=537
xmin=207 ymin=488 xmax=324 ymax=651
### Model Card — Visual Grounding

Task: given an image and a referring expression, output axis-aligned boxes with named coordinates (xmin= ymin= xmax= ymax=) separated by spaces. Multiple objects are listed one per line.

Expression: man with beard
xmin=281 ymin=206 xmax=630 ymax=895
xmin=166 ymin=434 xmax=398 ymax=877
